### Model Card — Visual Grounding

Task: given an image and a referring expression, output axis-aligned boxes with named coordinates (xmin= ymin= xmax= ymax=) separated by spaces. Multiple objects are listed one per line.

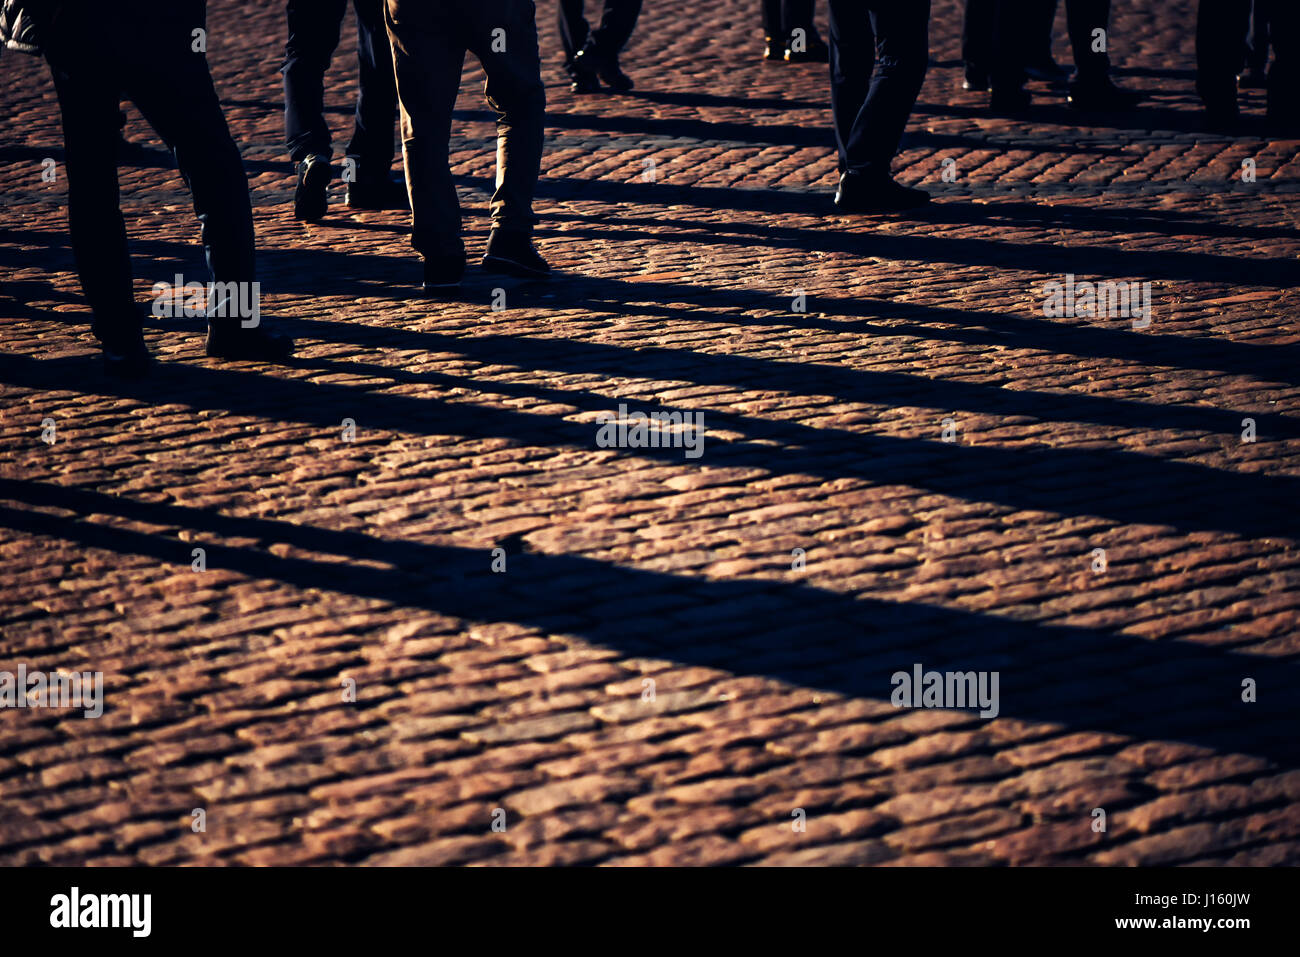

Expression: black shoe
xmin=569 ymin=70 xmax=602 ymax=94
xmin=834 ymin=172 xmax=930 ymax=214
xmin=784 ymin=35 xmax=829 ymax=63
xmin=205 ymin=323 xmax=294 ymax=362
xmin=1025 ymin=58 xmax=1072 ymax=86
xmin=990 ymin=86 xmax=1032 ymax=114
xmin=1068 ymin=79 xmax=1141 ymax=111
xmin=100 ymin=332 xmax=153 ymax=378
xmin=763 ymin=36 xmax=784 ymax=62
xmin=963 ymin=63 xmax=989 ymax=92
xmin=595 ymin=57 xmax=634 ymax=92
xmin=1238 ymin=66 xmax=1268 ymax=90
xmin=346 ymin=164 xmax=409 ymax=211
xmin=482 ymin=230 xmax=550 ymax=279
xmin=570 ymin=42 xmax=604 ymax=91
xmin=294 ymin=154 xmax=332 ymax=222
xmin=423 ymin=255 xmax=466 ymax=291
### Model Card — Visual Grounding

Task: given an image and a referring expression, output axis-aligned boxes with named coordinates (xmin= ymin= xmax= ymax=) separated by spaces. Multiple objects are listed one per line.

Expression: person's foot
xmin=482 ymin=230 xmax=550 ymax=278
xmin=963 ymin=63 xmax=989 ymax=92
xmin=205 ymin=323 xmax=294 ymax=362
xmin=1238 ymin=66 xmax=1268 ymax=90
xmin=569 ymin=70 xmax=602 ymax=94
xmin=1068 ymin=78 xmax=1141 ymax=111
xmin=99 ymin=331 xmax=153 ymax=379
xmin=293 ymin=153 xmax=332 ymax=222
xmin=763 ymin=35 xmax=784 ymax=62
xmin=346 ymin=161 xmax=409 ymax=210
xmin=785 ymin=34 xmax=829 ymax=63
xmin=423 ymin=254 xmax=466 ymax=291
xmin=990 ymin=86 xmax=1032 ymax=114
xmin=595 ymin=57 xmax=634 ymax=92
xmin=833 ymin=172 xmax=930 ymax=214
xmin=1025 ymin=58 xmax=1072 ymax=86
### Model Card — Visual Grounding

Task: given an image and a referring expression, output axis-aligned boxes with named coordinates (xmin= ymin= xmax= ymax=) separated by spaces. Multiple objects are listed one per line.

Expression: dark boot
xmin=293 ymin=153 xmax=333 ymax=222
xmin=346 ymin=157 xmax=409 ymax=210
xmin=482 ymin=230 xmax=550 ymax=278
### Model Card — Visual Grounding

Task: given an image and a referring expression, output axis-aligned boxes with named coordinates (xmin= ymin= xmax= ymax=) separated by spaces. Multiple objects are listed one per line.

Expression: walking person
xmin=385 ymin=0 xmax=550 ymax=290
xmin=827 ymin=0 xmax=931 ymax=213
xmin=558 ymin=0 xmax=641 ymax=93
xmin=3 ymin=0 xmax=292 ymax=376
xmin=283 ymin=0 xmax=407 ymax=221
xmin=1198 ymin=0 xmax=1299 ymax=132
xmin=972 ymin=0 xmax=1139 ymax=113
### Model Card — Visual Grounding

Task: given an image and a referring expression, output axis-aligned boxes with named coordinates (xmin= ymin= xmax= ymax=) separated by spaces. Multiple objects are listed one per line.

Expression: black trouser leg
xmin=962 ymin=0 xmax=995 ymax=68
xmin=589 ymin=0 xmax=643 ymax=56
xmin=991 ymin=0 xmax=1029 ymax=92
xmin=387 ymin=0 xmax=545 ymax=256
xmin=1031 ymin=0 xmax=1059 ymax=65
xmin=283 ymin=0 xmax=349 ymax=162
xmin=1066 ymin=0 xmax=1111 ymax=86
xmin=828 ymin=0 xmax=930 ymax=180
xmin=1245 ymin=0 xmax=1271 ymax=72
xmin=128 ymin=44 xmax=258 ymax=293
xmin=762 ymin=0 xmax=782 ymax=37
xmin=1197 ymin=0 xmax=1250 ymax=112
xmin=1266 ymin=0 xmax=1299 ymax=124
xmin=47 ymin=59 xmax=136 ymax=340
xmin=346 ymin=0 xmax=399 ymax=171
xmin=558 ymin=0 xmax=590 ymax=63
xmin=782 ymin=0 xmax=816 ymax=37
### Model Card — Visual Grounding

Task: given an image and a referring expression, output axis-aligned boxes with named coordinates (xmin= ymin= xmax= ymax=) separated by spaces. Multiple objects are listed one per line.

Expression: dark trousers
xmin=1246 ymin=0 xmax=1271 ymax=71
xmin=762 ymin=0 xmax=816 ymax=39
xmin=557 ymin=0 xmax=643 ymax=63
xmin=969 ymin=0 xmax=1108 ymax=89
xmin=283 ymin=0 xmax=397 ymax=168
xmin=1197 ymin=0 xmax=1251 ymax=111
xmin=1064 ymin=0 xmax=1110 ymax=85
xmin=41 ymin=0 xmax=255 ymax=342
xmin=385 ymin=0 xmax=545 ymax=259
xmin=828 ymin=0 xmax=929 ymax=179
xmin=963 ymin=0 xmax=1056 ymax=71
xmin=1200 ymin=0 xmax=1299 ymax=121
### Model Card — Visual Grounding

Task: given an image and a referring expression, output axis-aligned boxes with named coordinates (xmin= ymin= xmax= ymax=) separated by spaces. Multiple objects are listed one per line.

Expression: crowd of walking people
xmin=1 ymin=0 xmax=1295 ymax=377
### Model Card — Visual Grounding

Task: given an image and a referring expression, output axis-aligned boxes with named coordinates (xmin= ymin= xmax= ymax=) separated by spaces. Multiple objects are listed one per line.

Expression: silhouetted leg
xmin=962 ymin=0 xmax=995 ymax=70
xmin=590 ymin=0 xmax=643 ymax=56
xmin=1031 ymin=0 xmax=1059 ymax=66
xmin=347 ymin=0 xmax=399 ymax=172
xmin=283 ymin=0 xmax=349 ymax=162
xmin=830 ymin=0 xmax=929 ymax=181
xmin=1245 ymin=0 xmax=1271 ymax=72
xmin=45 ymin=39 xmax=136 ymax=342
xmin=762 ymin=0 xmax=782 ymax=37
xmin=991 ymin=0 xmax=1029 ymax=95
xmin=1267 ymin=0 xmax=1299 ymax=127
xmin=385 ymin=0 xmax=467 ymax=260
xmin=558 ymin=0 xmax=590 ymax=64
xmin=1197 ymin=0 xmax=1250 ymax=117
xmin=127 ymin=32 xmax=257 ymax=290
xmin=828 ymin=1 xmax=874 ymax=175
xmin=466 ymin=0 xmax=546 ymax=236
xmin=782 ymin=0 xmax=816 ymax=38
xmin=1065 ymin=0 xmax=1110 ymax=86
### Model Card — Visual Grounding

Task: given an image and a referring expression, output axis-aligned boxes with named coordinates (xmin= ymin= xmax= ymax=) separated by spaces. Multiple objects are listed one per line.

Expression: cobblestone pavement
xmin=2 ymin=0 xmax=1298 ymax=866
